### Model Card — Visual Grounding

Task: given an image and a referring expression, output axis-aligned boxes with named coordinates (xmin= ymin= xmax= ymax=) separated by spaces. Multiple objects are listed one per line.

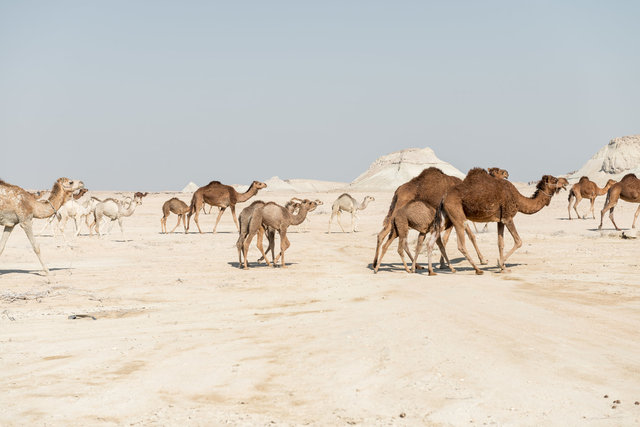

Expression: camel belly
xmin=0 ymin=211 xmax=19 ymax=226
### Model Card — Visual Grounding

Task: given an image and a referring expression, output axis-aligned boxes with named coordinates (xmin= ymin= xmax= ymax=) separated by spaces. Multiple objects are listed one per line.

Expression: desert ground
xmin=1 ymin=187 xmax=639 ymax=426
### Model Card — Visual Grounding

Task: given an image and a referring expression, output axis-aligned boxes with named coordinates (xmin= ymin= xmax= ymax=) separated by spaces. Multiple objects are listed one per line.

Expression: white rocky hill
xmin=348 ymin=147 xmax=464 ymax=191
xmin=568 ymin=135 xmax=640 ymax=183
xmin=181 ymin=182 xmax=199 ymax=193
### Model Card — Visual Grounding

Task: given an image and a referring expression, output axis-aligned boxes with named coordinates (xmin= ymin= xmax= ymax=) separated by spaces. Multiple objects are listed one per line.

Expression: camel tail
xmin=435 ymin=200 xmax=451 ymax=231
xmin=568 ymin=188 xmax=575 ymax=202
xmin=382 ymin=193 xmax=399 ymax=227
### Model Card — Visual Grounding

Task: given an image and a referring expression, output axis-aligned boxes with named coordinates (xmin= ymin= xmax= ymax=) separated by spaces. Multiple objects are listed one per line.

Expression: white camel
xmin=328 ymin=193 xmax=375 ymax=233
xmin=39 ymin=190 xmax=99 ymax=237
xmin=90 ymin=194 xmax=143 ymax=238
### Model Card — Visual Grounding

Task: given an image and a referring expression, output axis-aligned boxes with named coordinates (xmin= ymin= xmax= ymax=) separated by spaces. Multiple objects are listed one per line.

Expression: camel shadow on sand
xmin=0 ymin=267 xmax=70 ymax=276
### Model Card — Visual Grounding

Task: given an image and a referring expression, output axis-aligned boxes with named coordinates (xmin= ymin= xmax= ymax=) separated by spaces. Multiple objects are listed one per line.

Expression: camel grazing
xmin=567 ymin=177 xmax=617 ymax=220
xmin=242 ymin=199 xmax=318 ymax=268
xmin=161 ymin=197 xmax=190 ymax=233
xmin=0 ymin=177 xmax=84 ymax=274
xmin=90 ymin=193 xmax=144 ymax=237
xmin=599 ymin=173 xmax=640 ymax=230
xmin=373 ymin=167 xmax=487 ymax=271
xmin=328 ymin=194 xmax=374 ymax=233
xmin=187 ymin=180 xmax=267 ymax=234
xmin=440 ymin=168 xmax=563 ymax=274
xmin=374 ymin=201 xmax=454 ymax=275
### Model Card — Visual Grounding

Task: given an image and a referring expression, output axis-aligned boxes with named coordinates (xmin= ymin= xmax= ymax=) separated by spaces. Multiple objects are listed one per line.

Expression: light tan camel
xmin=328 ymin=194 xmax=374 ymax=233
xmin=90 ymin=194 xmax=143 ymax=237
xmin=374 ymin=201 xmax=454 ymax=275
xmin=236 ymin=200 xmax=268 ymax=268
xmin=440 ymin=168 xmax=563 ymax=275
xmin=373 ymin=167 xmax=487 ymax=271
xmin=287 ymin=197 xmax=322 ymax=232
xmin=242 ymin=199 xmax=318 ymax=268
xmin=0 ymin=177 xmax=84 ymax=274
xmin=599 ymin=173 xmax=640 ymax=230
xmin=568 ymin=177 xmax=617 ymax=220
xmin=187 ymin=180 xmax=267 ymax=234
xmin=161 ymin=198 xmax=190 ymax=233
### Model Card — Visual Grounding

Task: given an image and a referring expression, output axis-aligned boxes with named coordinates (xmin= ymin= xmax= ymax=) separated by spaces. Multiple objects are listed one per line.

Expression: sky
xmin=1 ymin=1 xmax=639 ymax=191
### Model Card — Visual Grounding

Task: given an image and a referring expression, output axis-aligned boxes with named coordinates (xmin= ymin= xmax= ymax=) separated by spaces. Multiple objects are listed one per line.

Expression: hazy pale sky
xmin=1 ymin=1 xmax=638 ymax=190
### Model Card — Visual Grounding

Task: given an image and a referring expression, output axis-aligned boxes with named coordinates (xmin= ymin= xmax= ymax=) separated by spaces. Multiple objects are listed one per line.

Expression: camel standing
xmin=599 ymin=173 xmax=640 ymax=230
xmin=328 ymin=194 xmax=374 ymax=233
xmin=0 ymin=177 xmax=84 ymax=274
xmin=90 ymin=194 xmax=143 ymax=237
xmin=187 ymin=180 xmax=267 ymax=234
xmin=287 ymin=197 xmax=322 ymax=232
xmin=39 ymin=188 xmax=88 ymax=236
xmin=440 ymin=168 xmax=563 ymax=275
xmin=161 ymin=198 xmax=190 ymax=233
xmin=374 ymin=201 xmax=454 ymax=275
xmin=373 ymin=167 xmax=487 ymax=271
xmin=55 ymin=189 xmax=101 ymax=237
xmin=568 ymin=177 xmax=617 ymax=220
xmin=236 ymin=200 xmax=269 ymax=268
xmin=242 ymin=199 xmax=318 ymax=268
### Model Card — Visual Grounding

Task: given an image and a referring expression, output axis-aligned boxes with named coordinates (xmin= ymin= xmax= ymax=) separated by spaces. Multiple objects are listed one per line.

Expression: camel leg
xmin=20 ymin=221 xmax=49 ymax=275
xmin=336 ymin=211 xmax=346 ymax=233
xmin=374 ymin=228 xmax=398 ymax=273
xmin=439 ymin=226 xmax=454 ymax=269
xmin=567 ymin=193 xmax=574 ymax=220
xmin=453 ymin=224 xmax=483 ymax=275
xmin=38 ymin=215 xmax=55 ymax=236
xmin=412 ymin=232 xmax=426 ymax=274
xmin=267 ymin=230 xmax=277 ymax=266
xmin=0 ymin=225 xmax=15 ymax=257
xmin=497 ymin=222 xmax=507 ymax=271
xmin=190 ymin=202 xmax=204 ymax=234
xmin=230 ymin=205 xmax=240 ymax=232
xmin=256 ymin=227 xmax=270 ymax=266
xmin=608 ymin=207 xmax=620 ymax=231
xmin=632 ymin=205 xmax=640 ymax=229
xmin=212 ymin=207 xmax=226 ymax=233
xmin=599 ymin=195 xmax=618 ymax=230
xmin=117 ymin=218 xmax=125 ymax=239
xmin=397 ymin=235 xmax=411 ymax=273
xmin=182 ymin=214 xmax=187 ymax=233
xmin=328 ymin=211 xmax=335 ymax=233
xmin=464 ymin=223 xmax=487 ymax=265
xmin=350 ymin=212 xmax=355 ymax=233
xmin=169 ymin=215 xmax=182 ymax=233
xmin=435 ymin=235 xmax=455 ymax=273
xmin=372 ymin=223 xmax=392 ymax=270
xmin=573 ymin=196 xmax=582 ymax=219
xmin=425 ymin=231 xmax=444 ymax=276
xmin=501 ymin=218 xmax=523 ymax=268
xmin=589 ymin=198 xmax=596 ymax=220
xmin=160 ymin=217 xmax=166 ymax=234
xmin=279 ymin=230 xmax=290 ymax=267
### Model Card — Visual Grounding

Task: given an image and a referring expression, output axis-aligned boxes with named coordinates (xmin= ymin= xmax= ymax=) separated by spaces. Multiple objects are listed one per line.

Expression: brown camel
xmin=242 ymin=199 xmax=318 ymax=268
xmin=161 ymin=197 xmax=190 ymax=233
xmin=373 ymin=167 xmax=487 ymax=271
xmin=440 ymin=168 xmax=563 ymax=274
xmin=187 ymin=180 xmax=267 ymax=234
xmin=0 ymin=177 xmax=84 ymax=274
xmin=374 ymin=201 xmax=454 ymax=275
xmin=599 ymin=173 xmax=640 ymax=230
xmin=568 ymin=177 xmax=617 ymax=220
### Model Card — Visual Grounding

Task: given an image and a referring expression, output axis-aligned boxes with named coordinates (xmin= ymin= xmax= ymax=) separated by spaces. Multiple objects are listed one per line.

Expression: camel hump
xmin=578 ymin=176 xmax=590 ymax=183
xmin=621 ymin=173 xmax=638 ymax=181
xmin=206 ymin=180 xmax=222 ymax=186
xmin=464 ymin=168 xmax=490 ymax=179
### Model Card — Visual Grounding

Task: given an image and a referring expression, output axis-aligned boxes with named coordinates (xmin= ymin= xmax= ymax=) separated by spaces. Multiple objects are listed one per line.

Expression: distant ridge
xmin=568 ymin=135 xmax=640 ymax=183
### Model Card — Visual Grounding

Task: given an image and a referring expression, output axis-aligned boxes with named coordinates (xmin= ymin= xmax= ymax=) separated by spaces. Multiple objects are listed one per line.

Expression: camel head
xmin=537 ymin=175 xmax=562 ymax=197
xmin=300 ymin=199 xmax=319 ymax=213
xmin=73 ymin=188 xmax=89 ymax=199
xmin=134 ymin=192 xmax=149 ymax=199
xmin=605 ymin=179 xmax=617 ymax=188
xmin=364 ymin=196 xmax=375 ymax=203
xmin=556 ymin=177 xmax=569 ymax=191
xmin=488 ymin=167 xmax=509 ymax=180
xmin=250 ymin=181 xmax=267 ymax=191
xmin=56 ymin=177 xmax=85 ymax=193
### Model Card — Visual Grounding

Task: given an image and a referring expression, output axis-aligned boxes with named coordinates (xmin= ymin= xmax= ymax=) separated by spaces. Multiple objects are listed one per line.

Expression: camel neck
xmin=358 ymin=198 xmax=370 ymax=210
xmin=32 ymin=183 xmax=68 ymax=219
xmin=514 ymin=186 xmax=553 ymax=215
xmin=236 ymin=185 xmax=258 ymax=203
xmin=290 ymin=207 xmax=310 ymax=225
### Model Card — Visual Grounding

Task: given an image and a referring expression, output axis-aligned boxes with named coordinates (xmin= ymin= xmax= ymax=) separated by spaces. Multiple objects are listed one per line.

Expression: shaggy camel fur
xmin=0 ymin=177 xmax=84 ymax=274
xmin=440 ymin=168 xmax=563 ymax=274
xmin=328 ymin=194 xmax=374 ymax=233
xmin=599 ymin=173 xmax=640 ymax=230
xmin=374 ymin=201 xmax=454 ymax=275
xmin=242 ymin=199 xmax=318 ymax=268
xmin=91 ymin=194 xmax=143 ymax=237
xmin=161 ymin=198 xmax=190 ymax=233
xmin=373 ymin=167 xmax=486 ymax=271
xmin=568 ymin=177 xmax=617 ymax=220
xmin=187 ymin=180 xmax=267 ymax=234
xmin=476 ymin=167 xmax=511 ymax=232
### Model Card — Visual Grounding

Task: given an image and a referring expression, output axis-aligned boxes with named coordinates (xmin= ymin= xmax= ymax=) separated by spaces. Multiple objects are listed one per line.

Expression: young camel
xmin=39 ymin=188 xmax=89 ymax=236
xmin=187 ymin=180 xmax=267 ymax=234
xmin=567 ymin=177 xmax=617 ymax=220
xmin=242 ymin=199 xmax=319 ymax=268
xmin=373 ymin=167 xmax=487 ymax=271
xmin=0 ymin=177 xmax=84 ymax=274
xmin=599 ymin=173 xmax=640 ymax=230
xmin=374 ymin=200 xmax=454 ymax=275
xmin=55 ymin=188 xmax=101 ymax=237
xmin=328 ymin=194 xmax=374 ymax=233
xmin=236 ymin=200 xmax=269 ymax=268
xmin=90 ymin=194 xmax=143 ymax=237
xmin=161 ymin=198 xmax=190 ymax=233
xmin=287 ymin=197 xmax=322 ymax=232
xmin=440 ymin=168 xmax=563 ymax=275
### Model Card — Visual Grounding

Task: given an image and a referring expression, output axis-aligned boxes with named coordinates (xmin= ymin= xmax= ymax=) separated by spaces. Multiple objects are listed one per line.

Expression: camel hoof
xmin=450 ymin=268 xmax=456 ymax=273
xmin=480 ymin=259 xmax=488 ymax=265
xmin=415 ymin=264 xmax=424 ymax=270
xmin=428 ymin=271 xmax=437 ymax=276
xmin=475 ymin=270 xmax=484 ymax=275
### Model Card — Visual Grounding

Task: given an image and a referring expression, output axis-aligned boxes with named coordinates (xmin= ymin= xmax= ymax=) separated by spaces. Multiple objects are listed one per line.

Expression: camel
xmin=373 ymin=201 xmax=454 ymax=275
xmin=53 ymin=188 xmax=100 ymax=237
xmin=161 ymin=198 xmax=190 ymax=233
xmin=439 ymin=168 xmax=563 ymax=275
xmin=242 ymin=199 xmax=318 ymax=268
xmin=90 ymin=193 xmax=144 ymax=237
xmin=236 ymin=200 xmax=268 ymax=268
xmin=328 ymin=194 xmax=374 ymax=233
xmin=187 ymin=180 xmax=267 ymax=234
xmin=0 ymin=177 xmax=84 ymax=274
xmin=475 ymin=168 xmax=511 ymax=232
xmin=567 ymin=177 xmax=617 ymax=220
xmin=372 ymin=167 xmax=487 ymax=271
xmin=39 ymin=188 xmax=88 ymax=236
xmin=599 ymin=173 xmax=640 ymax=230
xmin=287 ymin=197 xmax=323 ymax=232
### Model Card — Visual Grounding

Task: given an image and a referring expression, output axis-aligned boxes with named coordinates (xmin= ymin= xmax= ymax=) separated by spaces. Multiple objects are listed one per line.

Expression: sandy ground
xmin=1 ymin=187 xmax=639 ymax=426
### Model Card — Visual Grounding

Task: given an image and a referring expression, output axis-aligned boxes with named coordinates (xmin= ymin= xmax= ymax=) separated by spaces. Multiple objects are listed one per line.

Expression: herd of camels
xmin=1 ymin=168 xmax=639 ymax=275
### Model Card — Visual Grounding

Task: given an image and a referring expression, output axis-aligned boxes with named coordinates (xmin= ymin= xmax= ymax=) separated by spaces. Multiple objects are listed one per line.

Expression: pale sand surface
xmin=1 ymin=189 xmax=639 ymax=425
